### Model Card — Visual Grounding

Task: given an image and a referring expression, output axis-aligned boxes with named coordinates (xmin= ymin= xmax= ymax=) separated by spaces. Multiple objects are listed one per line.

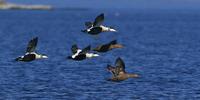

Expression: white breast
xmin=100 ymin=25 xmax=109 ymax=31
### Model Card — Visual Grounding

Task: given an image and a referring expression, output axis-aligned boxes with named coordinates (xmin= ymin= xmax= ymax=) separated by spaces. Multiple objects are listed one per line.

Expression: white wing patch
xmin=72 ymin=49 xmax=82 ymax=58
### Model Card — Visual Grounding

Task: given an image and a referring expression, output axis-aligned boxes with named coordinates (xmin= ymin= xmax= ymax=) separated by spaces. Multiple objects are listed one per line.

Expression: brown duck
xmin=93 ymin=40 xmax=123 ymax=53
xmin=107 ymin=57 xmax=139 ymax=82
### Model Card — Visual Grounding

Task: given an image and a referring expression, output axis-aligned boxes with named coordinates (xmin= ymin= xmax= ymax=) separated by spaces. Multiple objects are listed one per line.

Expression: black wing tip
xmin=33 ymin=37 xmax=38 ymax=41
xmin=110 ymin=40 xmax=117 ymax=44
xmin=71 ymin=44 xmax=78 ymax=51
xmin=116 ymin=57 xmax=124 ymax=64
xmin=116 ymin=57 xmax=125 ymax=70
xmin=81 ymin=30 xmax=87 ymax=33
xmin=34 ymin=36 xmax=38 ymax=39
xmin=31 ymin=37 xmax=38 ymax=44
xmin=72 ymin=44 xmax=79 ymax=49
xmin=96 ymin=13 xmax=104 ymax=20
xmin=107 ymin=64 xmax=113 ymax=69
xmin=86 ymin=45 xmax=91 ymax=50
xmin=100 ymin=13 xmax=104 ymax=19
xmin=72 ymin=44 xmax=77 ymax=47
xmin=116 ymin=57 xmax=122 ymax=60
xmin=100 ymin=13 xmax=104 ymax=16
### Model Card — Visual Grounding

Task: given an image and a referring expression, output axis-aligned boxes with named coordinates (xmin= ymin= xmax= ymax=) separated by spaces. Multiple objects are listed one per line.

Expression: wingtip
xmin=107 ymin=64 xmax=113 ymax=70
xmin=72 ymin=44 xmax=78 ymax=48
xmin=81 ymin=30 xmax=87 ymax=33
xmin=110 ymin=40 xmax=117 ymax=44
xmin=32 ymin=37 xmax=38 ymax=43
xmin=98 ymin=13 xmax=104 ymax=18
xmin=116 ymin=57 xmax=123 ymax=62
xmin=33 ymin=37 xmax=38 ymax=40
xmin=86 ymin=45 xmax=91 ymax=50
xmin=117 ymin=57 xmax=121 ymax=59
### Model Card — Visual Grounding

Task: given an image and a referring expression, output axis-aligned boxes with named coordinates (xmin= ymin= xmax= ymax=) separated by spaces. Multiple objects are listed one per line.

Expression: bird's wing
xmin=108 ymin=40 xmax=117 ymax=45
xmin=71 ymin=44 xmax=79 ymax=54
xmin=106 ymin=40 xmax=118 ymax=48
xmin=107 ymin=65 xmax=118 ymax=77
xmin=85 ymin=22 xmax=93 ymax=28
xmin=92 ymin=45 xmax=102 ymax=51
xmin=79 ymin=45 xmax=91 ymax=55
xmin=93 ymin=13 xmax=104 ymax=27
xmin=26 ymin=37 xmax=38 ymax=53
xmin=115 ymin=57 xmax=126 ymax=73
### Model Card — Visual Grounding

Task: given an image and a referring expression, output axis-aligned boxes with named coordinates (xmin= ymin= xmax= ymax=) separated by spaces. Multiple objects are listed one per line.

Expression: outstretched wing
xmin=79 ymin=45 xmax=91 ymax=55
xmin=71 ymin=44 xmax=79 ymax=54
xmin=108 ymin=40 xmax=117 ymax=45
xmin=85 ymin=22 xmax=93 ymax=28
xmin=26 ymin=37 xmax=38 ymax=53
xmin=93 ymin=13 xmax=104 ymax=27
xmin=107 ymin=64 xmax=118 ymax=77
xmin=115 ymin=57 xmax=126 ymax=73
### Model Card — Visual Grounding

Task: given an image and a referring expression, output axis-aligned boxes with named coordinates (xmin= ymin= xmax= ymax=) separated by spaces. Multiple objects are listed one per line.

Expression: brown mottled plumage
xmin=93 ymin=40 xmax=123 ymax=53
xmin=107 ymin=57 xmax=139 ymax=82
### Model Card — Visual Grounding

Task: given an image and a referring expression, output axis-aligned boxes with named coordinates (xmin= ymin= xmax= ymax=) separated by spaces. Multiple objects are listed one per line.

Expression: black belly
xmin=88 ymin=27 xmax=102 ymax=35
xmin=16 ymin=54 xmax=36 ymax=62
xmin=74 ymin=54 xmax=86 ymax=61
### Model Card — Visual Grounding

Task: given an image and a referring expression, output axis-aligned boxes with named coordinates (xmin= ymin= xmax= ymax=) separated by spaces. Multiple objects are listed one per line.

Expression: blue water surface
xmin=0 ymin=9 xmax=200 ymax=99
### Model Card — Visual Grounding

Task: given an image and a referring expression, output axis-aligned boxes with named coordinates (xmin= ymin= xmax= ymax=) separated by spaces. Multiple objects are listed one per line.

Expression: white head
xmin=41 ymin=55 xmax=48 ymax=59
xmin=109 ymin=28 xmax=117 ymax=32
xmin=35 ymin=53 xmax=48 ymax=59
xmin=86 ymin=53 xmax=99 ymax=58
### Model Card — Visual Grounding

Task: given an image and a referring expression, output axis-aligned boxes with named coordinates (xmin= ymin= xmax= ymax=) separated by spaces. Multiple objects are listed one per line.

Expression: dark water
xmin=0 ymin=9 xmax=200 ymax=99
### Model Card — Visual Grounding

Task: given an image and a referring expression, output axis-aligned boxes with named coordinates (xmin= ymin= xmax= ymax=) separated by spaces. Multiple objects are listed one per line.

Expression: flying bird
xmin=82 ymin=13 xmax=117 ymax=35
xmin=93 ymin=40 xmax=123 ymax=52
xmin=15 ymin=37 xmax=48 ymax=62
xmin=68 ymin=44 xmax=99 ymax=61
xmin=107 ymin=57 xmax=138 ymax=82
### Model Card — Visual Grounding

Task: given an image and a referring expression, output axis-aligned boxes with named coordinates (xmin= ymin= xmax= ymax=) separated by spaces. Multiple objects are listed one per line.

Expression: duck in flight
xmin=82 ymin=13 xmax=117 ymax=35
xmin=15 ymin=37 xmax=48 ymax=62
xmin=107 ymin=57 xmax=139 ymax=82
xmin=93 ymin=40 xmax=123 ymax=53
xmin=68 ymin=45 xmax=99 ymax=61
